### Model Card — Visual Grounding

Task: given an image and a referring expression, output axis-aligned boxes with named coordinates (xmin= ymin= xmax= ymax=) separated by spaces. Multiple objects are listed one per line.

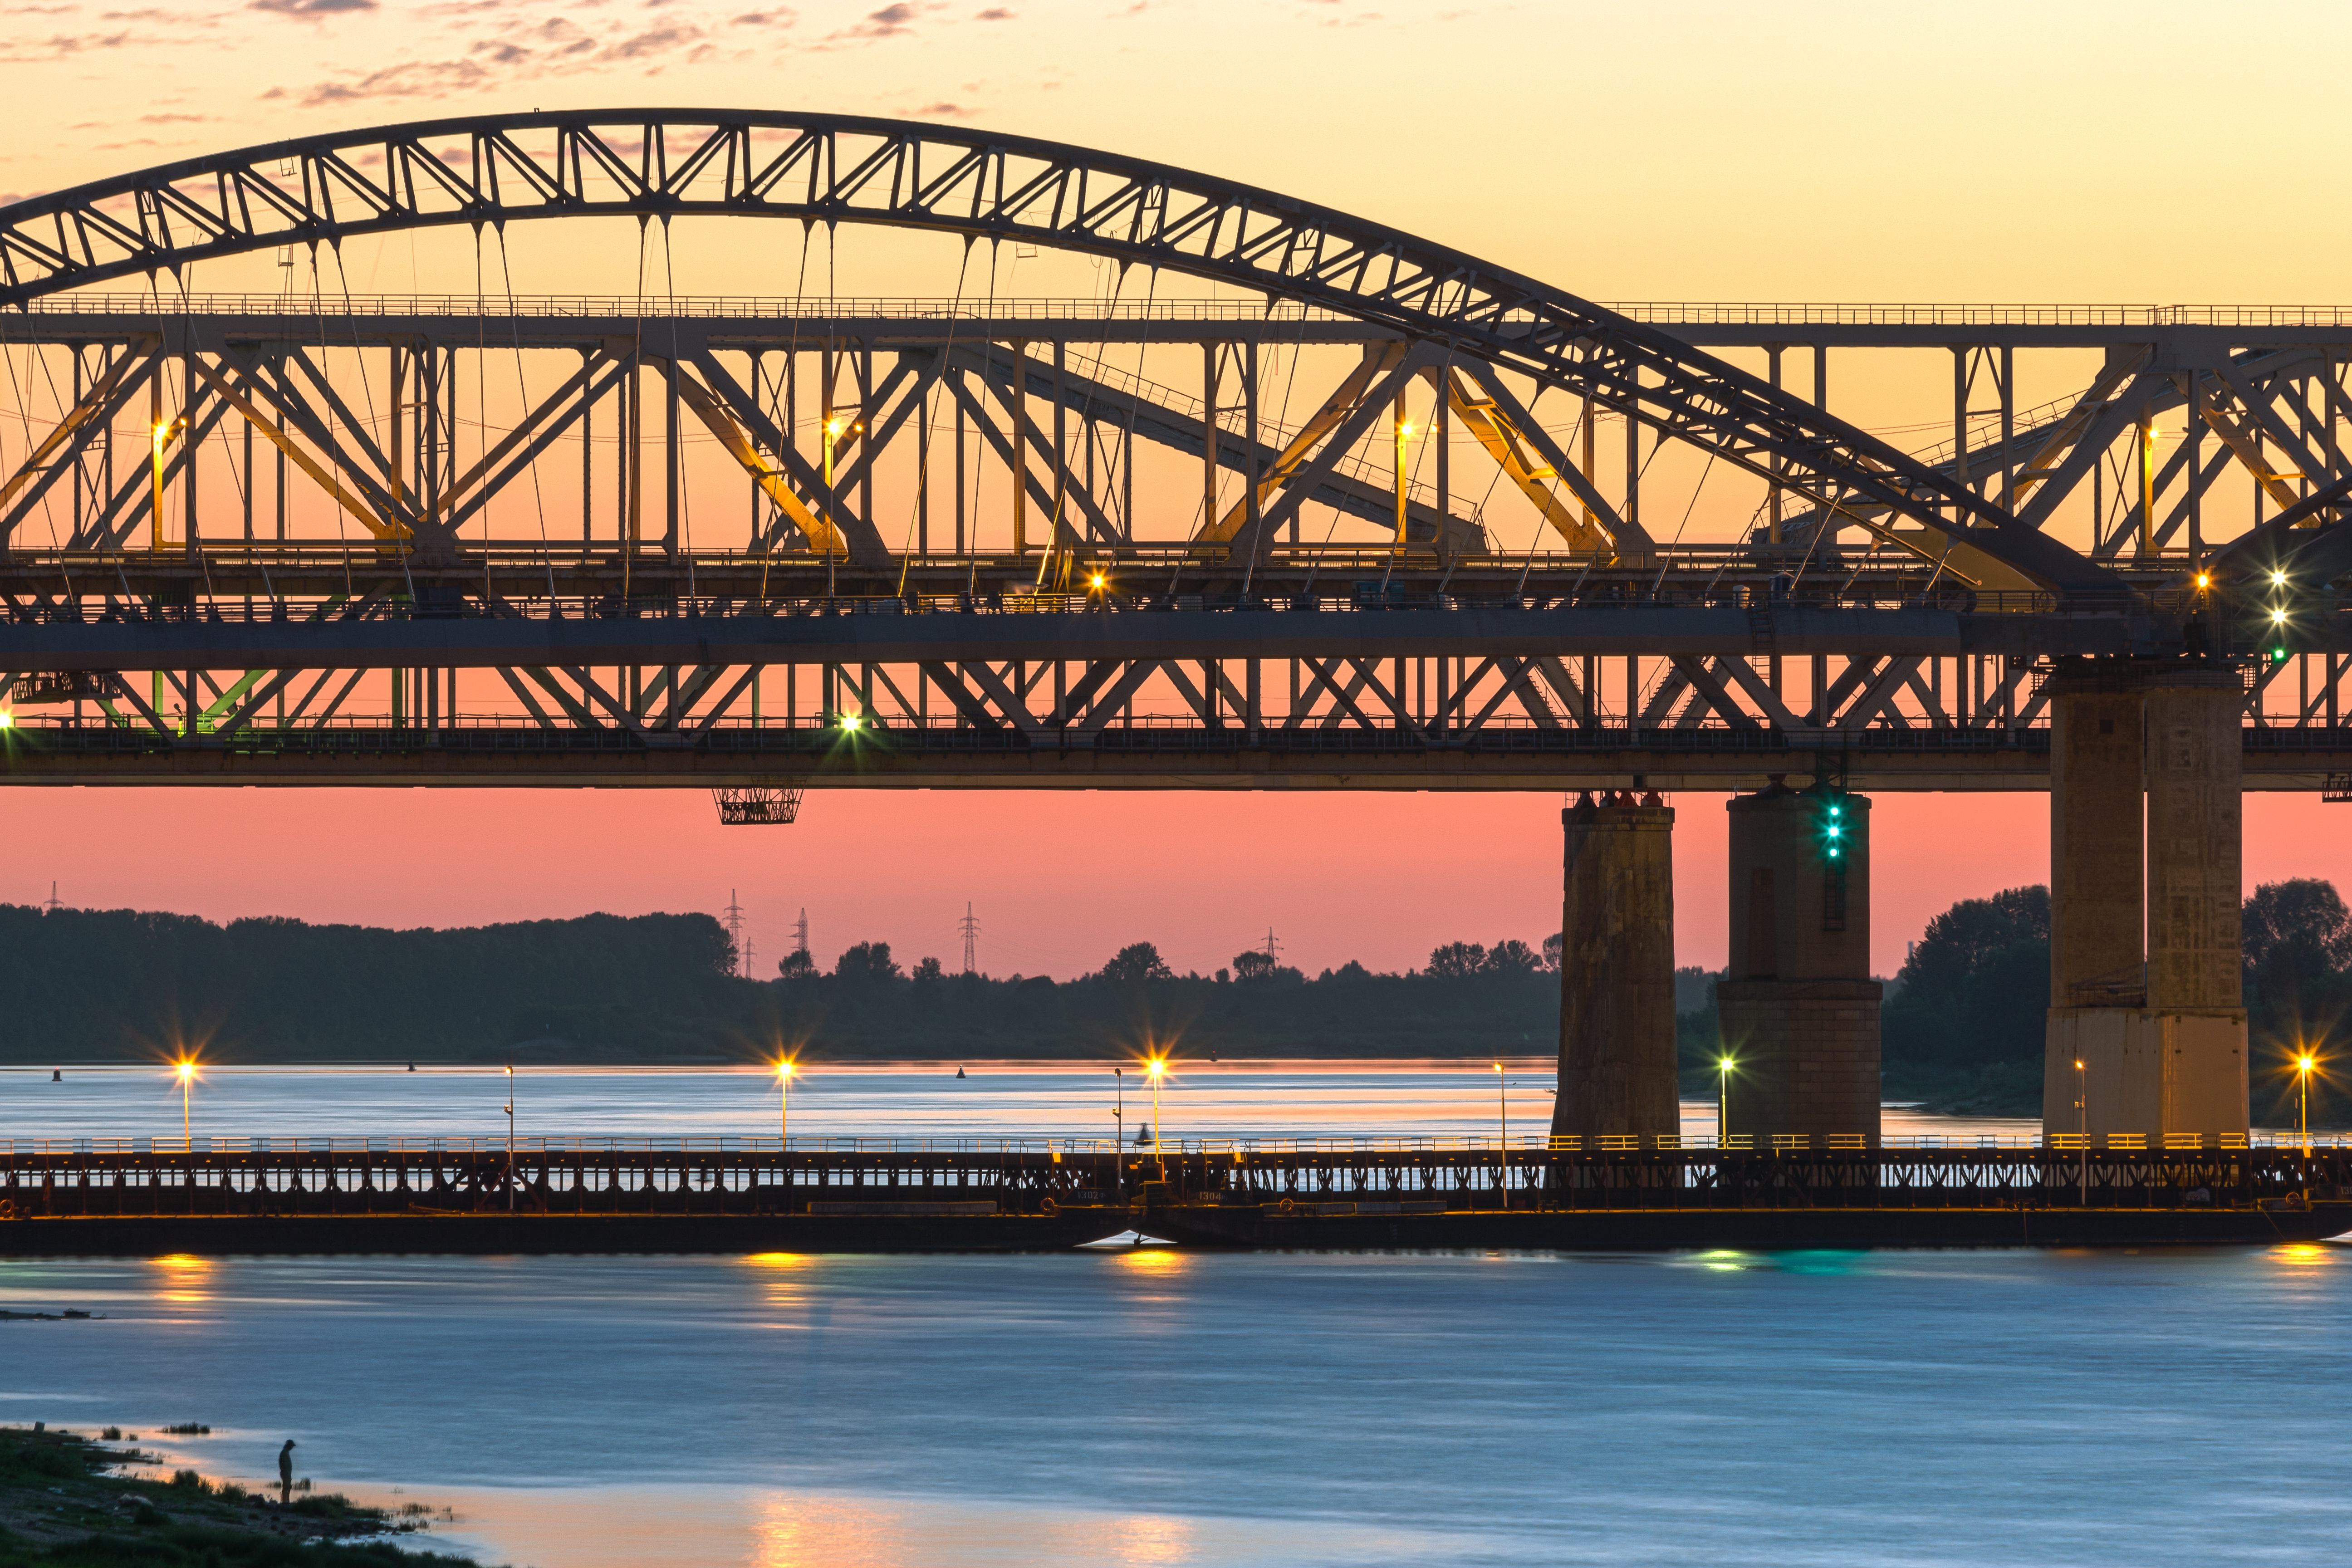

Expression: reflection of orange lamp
xmin=173 ymin=1059 xmax=196 ymax=1144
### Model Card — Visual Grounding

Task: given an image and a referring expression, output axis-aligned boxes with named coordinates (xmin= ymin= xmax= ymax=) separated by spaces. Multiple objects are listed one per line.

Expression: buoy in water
xmin=52 ymin=1069 xmax=62 ymax=1082
xmin=407 ymin=1063 xmax=416 ymax=1073
xmin=956 ymin=1067 xmax=966 ymax=1079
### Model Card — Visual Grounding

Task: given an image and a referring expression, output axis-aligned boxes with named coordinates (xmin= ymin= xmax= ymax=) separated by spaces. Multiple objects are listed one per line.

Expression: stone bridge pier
xmin=2043 ymin=661 xmax=2248 ymax=1141
xmin=1552 ymin=791 xmax=1679 ymax=1143
xmin=1717 ymin=776 xmax=1882 ymax=1142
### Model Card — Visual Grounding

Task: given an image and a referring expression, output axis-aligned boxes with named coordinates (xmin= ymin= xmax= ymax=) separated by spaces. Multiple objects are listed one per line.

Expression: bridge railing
xmin=0 ymin=1131 xmax=2329 ymax=1156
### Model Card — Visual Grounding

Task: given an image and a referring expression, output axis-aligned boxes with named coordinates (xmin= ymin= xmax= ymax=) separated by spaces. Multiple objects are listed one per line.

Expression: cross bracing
xmin=4 ymin=113 xmax=2352 ymax=794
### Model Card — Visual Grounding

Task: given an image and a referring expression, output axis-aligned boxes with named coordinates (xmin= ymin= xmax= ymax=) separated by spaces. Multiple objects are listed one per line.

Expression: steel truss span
xmin=4 ymin=112 xmax=2352 ymax=794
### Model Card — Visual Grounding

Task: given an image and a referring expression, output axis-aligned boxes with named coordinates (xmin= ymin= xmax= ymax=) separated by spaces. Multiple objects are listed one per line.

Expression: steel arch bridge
xmin=0 ymin=109 xmax=2348 ymax=794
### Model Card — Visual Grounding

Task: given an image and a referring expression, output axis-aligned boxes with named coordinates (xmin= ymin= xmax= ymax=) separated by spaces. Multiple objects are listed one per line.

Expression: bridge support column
xmin=2043 ymin=666 xmax=2247 ymax=1142
xmin=1553 ymin=791 xmax=1677 ymax=1143
xmin=2044 ymin=674 xmax=2151 ymax=1137
xmin=1716 ymin=777 xmax=1881 ymax=1142
xmin=2143 ymin=675 xmax=2248 ymax=1137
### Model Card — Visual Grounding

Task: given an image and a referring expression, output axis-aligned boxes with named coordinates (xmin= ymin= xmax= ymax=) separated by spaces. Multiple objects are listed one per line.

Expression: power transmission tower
xmin=959 ymin=902 xmax=980 ymax=975
xmin=794 ymin=909 xmax=810 ymax=957
xmin=1259 ymin=926 xmax=1282 ymax=962
xmin=39 ymin=881 xmax=62 ymax=916
xmin=722 ymin=889 xmax=750 ymax=978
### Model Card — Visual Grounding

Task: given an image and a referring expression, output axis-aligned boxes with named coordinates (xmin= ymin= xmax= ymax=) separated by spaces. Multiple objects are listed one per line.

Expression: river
xmin=1 ymin=1067 xmax=2342 ymax=1567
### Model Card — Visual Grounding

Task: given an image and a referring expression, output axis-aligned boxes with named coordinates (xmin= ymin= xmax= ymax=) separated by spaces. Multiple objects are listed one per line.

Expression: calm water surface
xmin=0 ymin=1063 xmax=2045 ymax=1146
xmin=3 ymin=1069 xmax=2337 ymax=1567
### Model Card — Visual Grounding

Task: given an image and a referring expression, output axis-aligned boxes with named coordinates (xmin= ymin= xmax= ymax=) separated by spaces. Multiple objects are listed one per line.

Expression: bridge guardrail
xmin=0 ymin=1131 xmax=2321 ymax=1156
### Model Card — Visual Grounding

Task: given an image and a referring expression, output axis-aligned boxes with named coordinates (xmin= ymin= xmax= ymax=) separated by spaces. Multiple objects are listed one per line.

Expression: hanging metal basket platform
xmin=712 ymin=782 xmax=806 ymax=825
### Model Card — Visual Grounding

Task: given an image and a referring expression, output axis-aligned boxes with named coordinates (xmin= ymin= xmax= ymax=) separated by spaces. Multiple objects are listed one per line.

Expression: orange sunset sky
xmin=1 ymin=0 xmax=2347 ymax=980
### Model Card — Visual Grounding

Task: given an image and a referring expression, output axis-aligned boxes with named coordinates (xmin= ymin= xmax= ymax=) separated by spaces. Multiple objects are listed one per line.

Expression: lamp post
xmin=2297 ymin=1054 xmax=2316 ymax=1158
xmin=503 ymin=1063 xmax=516 ymax=1213
xmin=1494 ymin=1061 xmax=1508 ymax=1210
xmin=776 ymin=1059 xmax=796 ymax=1146
xmin=1394 ymin=415 xmax=1412 ymax=549
xmin=173 ymin=1059 xmax=195 ymax=1147
xmin=1717 ymin=1055 xmax=1735 ymax=1145
xmin=2074 ymin=1057 xmax=2087 ymax=1205
xmin=1113 ymin=1067 xmax=1125 ymax=1203
xmin=1147 ymin=1057 xmax=1166 ymax=1181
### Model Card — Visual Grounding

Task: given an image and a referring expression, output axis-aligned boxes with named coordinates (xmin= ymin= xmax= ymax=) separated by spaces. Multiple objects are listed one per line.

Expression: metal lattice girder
xmin=0 ymin=110 xmax=2118 ymax=593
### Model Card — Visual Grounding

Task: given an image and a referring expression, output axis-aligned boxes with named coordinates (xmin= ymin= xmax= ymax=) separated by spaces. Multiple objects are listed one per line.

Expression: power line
xmin=959 ymin=902 xmax=980 ymax=975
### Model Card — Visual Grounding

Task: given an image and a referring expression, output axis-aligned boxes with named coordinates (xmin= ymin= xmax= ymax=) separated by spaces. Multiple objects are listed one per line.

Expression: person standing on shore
xmin=278 ymin=1440 xmax=296 ymax=1504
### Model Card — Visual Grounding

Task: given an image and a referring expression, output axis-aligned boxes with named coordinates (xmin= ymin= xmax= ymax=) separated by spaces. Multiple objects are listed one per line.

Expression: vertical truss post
xmin=1010 ymin=341 xmax=1029 ymax=555
xmin=579 ymin=349 xmax=593 ymax=544
xmin=1393 ymin=385 xmax=1408 ymax=549
xmin=953 ymin=382 xmax=966 ymax=556
xmin=626 ymin=359 xmax=643 ymax=555
xmin=1244 ymin=343 xmax=1260 ymax=545
xmin=857 ymin=346 xmax=873 ymax=534
xmin=1201 ymin=342 xmax=1217 ymax=544
xmin=1768 ymin=345 xmax=1784 ymax=543
xmin=1999 ymin=346 xmax=2014 ymax=501
xmin=181 ymin=351 xmax=199 ymax=559
xmin=665 ymin=358 xmax=681 ymax=557
xmin=1951 ymin=347 xmax=1969 ymax=493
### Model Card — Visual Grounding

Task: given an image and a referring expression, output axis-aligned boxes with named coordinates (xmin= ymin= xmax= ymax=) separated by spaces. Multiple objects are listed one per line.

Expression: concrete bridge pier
xmin=1716 ymin=777 xmax=1882 ymax=1142
xmin=1553 ymin=790 xmax=1678 ymax=1143
xmin=2042 ymin=666 xmax=2248 ymax=1141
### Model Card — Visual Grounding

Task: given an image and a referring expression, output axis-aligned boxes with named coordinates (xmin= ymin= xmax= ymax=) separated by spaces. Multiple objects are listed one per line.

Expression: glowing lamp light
xmin=776 ymin=1060 xmax=797 ymax=1080
xmin=2195 ymin=573 xmax=2211 ymax=589
xmin=1089 ymin=573 xmax=1107 ymax=590
xmin=840 ymin=713 xmax=862 ymax=731
xmin=2298 ymin=1056 xmax=2316 ymax=1074
xmin=0 ymin=710 xmax=14 ymax=730
xmin=2272 ymin=569 xmax=2288 ymax=586
xmin=174 ymin=1060 xmax=195 ymax=1084
xmin=1146 ymin=1057 xmax=1165 ymax=1079
xmin=2273 ymin=608 xmax=2288 ymax=622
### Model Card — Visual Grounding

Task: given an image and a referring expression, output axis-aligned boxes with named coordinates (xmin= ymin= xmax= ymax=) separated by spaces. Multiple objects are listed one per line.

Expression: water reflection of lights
xmin=150 ymin=1253 xmax=215 ymax=1304
xmin=742 ymin=1252 xmax=809 ymax=1270
xmin=1114 ymin=1247 xmax=1186 ymax=1274
xmin=1700 ymin=1250 xmax=1749 ymax=1272
xmin=2274 ymin=1244 xmax=2336 ymax=1267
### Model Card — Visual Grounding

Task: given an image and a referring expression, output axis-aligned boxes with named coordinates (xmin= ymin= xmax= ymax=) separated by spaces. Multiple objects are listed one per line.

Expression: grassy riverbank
xmin=0 ymin=1425 xmax=480 ymax=1567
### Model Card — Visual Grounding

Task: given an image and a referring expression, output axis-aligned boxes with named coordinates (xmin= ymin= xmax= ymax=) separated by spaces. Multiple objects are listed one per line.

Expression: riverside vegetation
xmin=6 ymin=882 xmax=2346 ymax=1122
xmin=0 ymin=1422 xmax=477 ymax=1567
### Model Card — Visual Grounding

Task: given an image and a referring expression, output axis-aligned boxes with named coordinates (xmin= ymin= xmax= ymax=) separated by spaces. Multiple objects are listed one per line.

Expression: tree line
xmin=1671 ymin=877 xmax=2352 ymax=1122
xmin=0 ymin=904 xmax=1562 ymax=1065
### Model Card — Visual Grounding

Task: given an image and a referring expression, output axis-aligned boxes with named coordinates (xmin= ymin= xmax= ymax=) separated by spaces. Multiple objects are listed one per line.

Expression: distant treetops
xmin=776 ymin=936 xmax=1564 ymax=986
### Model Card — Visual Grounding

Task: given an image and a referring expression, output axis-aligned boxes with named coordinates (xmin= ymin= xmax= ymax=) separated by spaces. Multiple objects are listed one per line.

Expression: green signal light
xmin=2274 ymin=647 xmax=2289 ymax=662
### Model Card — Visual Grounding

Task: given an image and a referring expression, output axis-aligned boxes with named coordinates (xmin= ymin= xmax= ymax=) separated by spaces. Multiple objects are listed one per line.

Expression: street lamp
xmin=172 ymin=1058 xmax=196 ymax=1146
xmin=503 ymin=1063 xmax=516 ymax=1213
xmin=775 ymin=1059 xmax=797 ymax=1146
xmin=1494 ymin=1061 xmax=1508 ymax=1210
xmin=2297 ymin=1054 xmax=2316 ymax=1157
xmin=1718 ymin=1056 xmax=1735 ymax=1145
xmin=2074 ymin=1057 xmax=2087 ymax=1205
xmin=1112 ymin=1067 xmax=1125 ymax=1202
xmin=1146 ymin=1056 xmax=1166 ymax=1180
